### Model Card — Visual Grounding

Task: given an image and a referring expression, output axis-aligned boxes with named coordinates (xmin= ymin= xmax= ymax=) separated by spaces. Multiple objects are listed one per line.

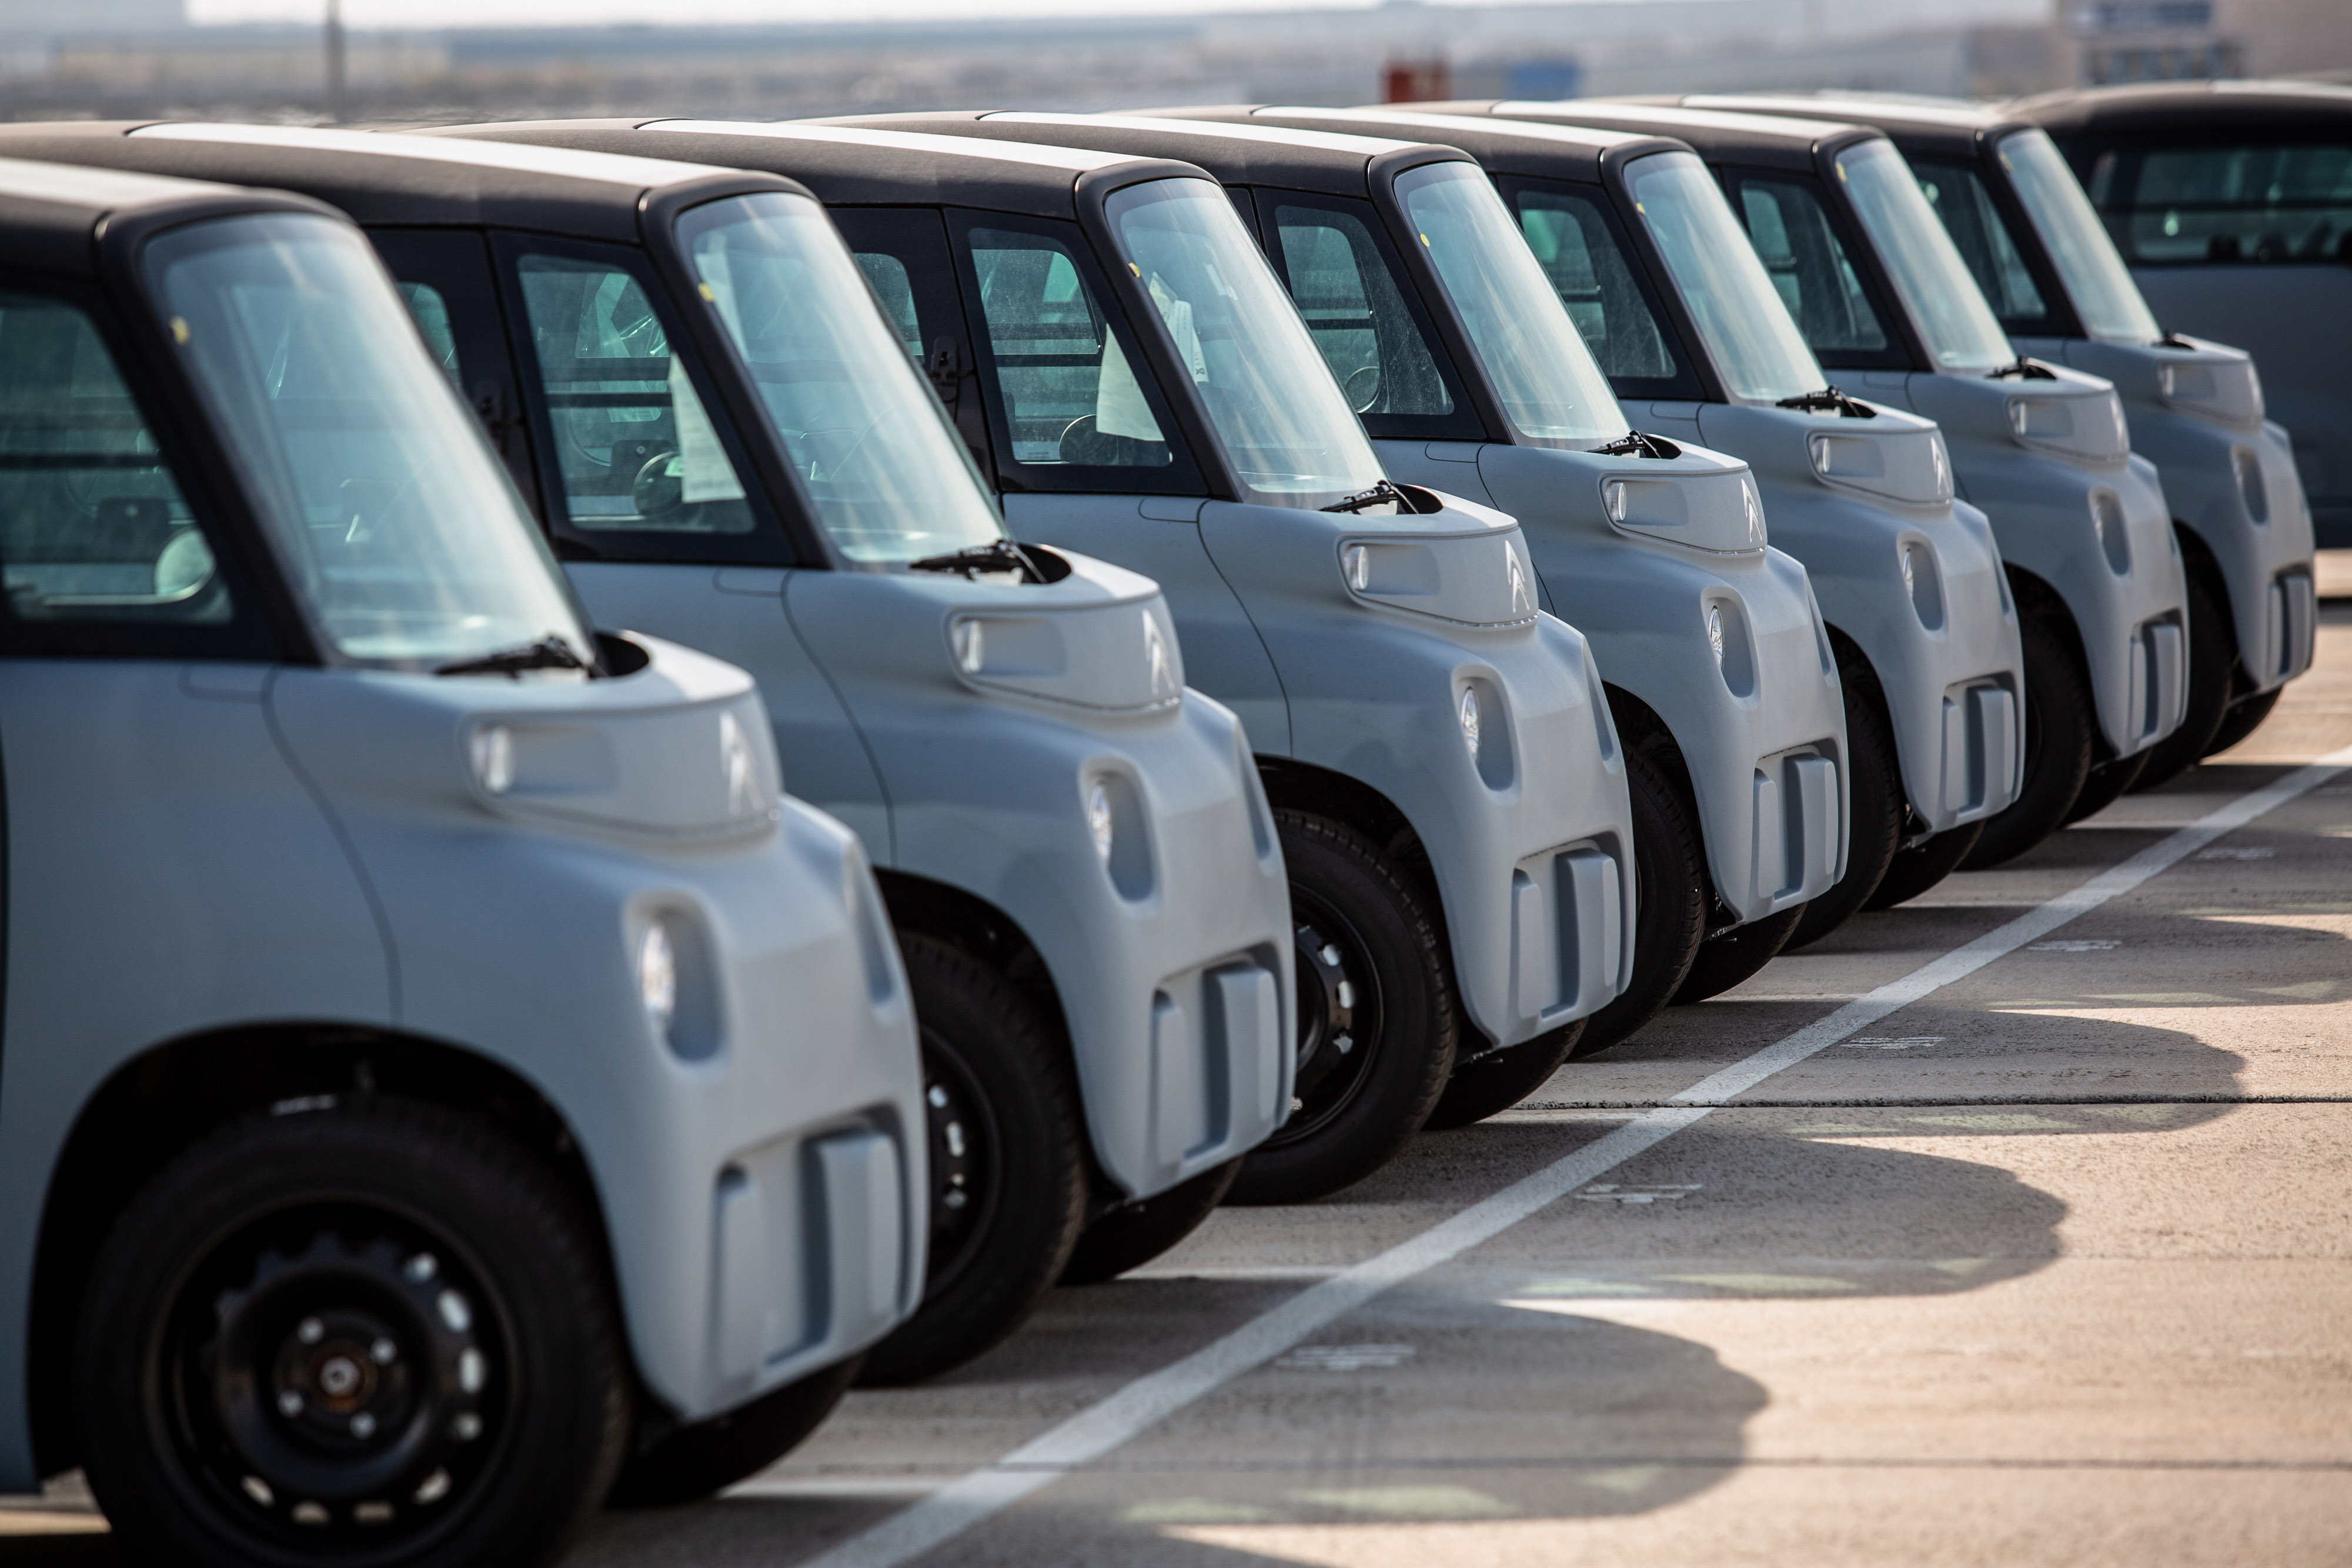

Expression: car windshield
xmin=1394 ymin=161 xmax=1624 ymax=444
xmin=145 ymin=213 xmax=592 ymax=669
xmin=1835 ymin=139 xmax=2015 ymax=372
xmin=1996 ymin=129 xmax=2161 ymax=345
xmin=676 ymin=192 xmax=1004 ymax=563
xmin=1625 ymin=151 xmax=1826 ymax=403
xmin=1103 ymin=178 xmax=1386 ymax=507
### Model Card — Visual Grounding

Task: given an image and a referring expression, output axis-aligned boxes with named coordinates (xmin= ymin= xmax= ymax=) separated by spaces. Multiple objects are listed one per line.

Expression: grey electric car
xmin=0 ymin=121 xmax=1295 ymax=1386
xmin=1201 ymin=105 xmax=2017 ymax=937
xmin=453 ymin=118 xmax=1635 ymax=1178
xmin=1665 ymin=93 xmax=2315 ymax=785
xmin=0 ymin=157 xmax=925 ymax=1568
xmin=2017 ymin=81 xmax=2352 ymax=557
xmin=1433 ymin=100 xmax=2187 ymax=864
xmin=857 ymin=109 xmax=1850 ymax=1042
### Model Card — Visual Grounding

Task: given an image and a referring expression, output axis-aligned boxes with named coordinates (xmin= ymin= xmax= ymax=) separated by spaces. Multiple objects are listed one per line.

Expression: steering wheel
xmin=1343 ymin=364 xmax=1382 ymax=413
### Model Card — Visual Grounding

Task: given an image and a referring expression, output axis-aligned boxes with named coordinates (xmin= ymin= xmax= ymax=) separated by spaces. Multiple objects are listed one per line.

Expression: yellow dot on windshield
xmin=697 ymin=282 xmax=716 ymax=300
xmin=1419 ymin=233 xmax=1429 ymax=246
xmin=169 ymin=316 xmax=189 ymax=344
xmin=1130 ymin=262 xmax=1142 ymax=276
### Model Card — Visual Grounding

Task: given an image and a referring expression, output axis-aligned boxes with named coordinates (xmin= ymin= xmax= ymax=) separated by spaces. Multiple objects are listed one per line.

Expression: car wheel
xmin=1962 ymin=610 xmax=2095 ymax=870
xmin=73 ymin=1098 xmax=628 ymax=1568
xmin=1225 ymin=811 xmax=1456 ymax=1206
xmin=854 ymin=935 xmax=1087 ymax=1387
xmin=1863 ymin=821 xmax=1985 ymax=910
xmin=2064 ymin=750 xmax=2149 ymax=824
xmin=1059 ymin=1159 xmax=1243 ymax=1286
xmin=606 ymin=1359 xmax=858 ymax=1508
xmin=1784 ymin=650 xmax=1902 ymax=952
xmin=1672 ymin=905 xmax=1805 ymax=1005
xmin=1569 ymin=743 xmax=1707 ymax=1059
xmin=1421 ymin=1022 xmax=1581 ymax=1130
xmin=2204 ymin=685 xmax=2283 ymax=758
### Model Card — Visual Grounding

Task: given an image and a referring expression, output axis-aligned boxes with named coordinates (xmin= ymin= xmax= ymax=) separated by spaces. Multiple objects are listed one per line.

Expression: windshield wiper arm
xmin=1322 ymin=479 xmax=1411 ymax=515
xmin=907 ymin=539 xmax=1047 ymax=583
xmin=1774 ymin=387 xmax=1877 ymax=418
xmin=1595 ymin=429 xmax=1686 ymax=457
xmin=1987 ymin=358 xmax=2058 ymax=381
xmin=436 ymin=634 xmax=591 ymax=679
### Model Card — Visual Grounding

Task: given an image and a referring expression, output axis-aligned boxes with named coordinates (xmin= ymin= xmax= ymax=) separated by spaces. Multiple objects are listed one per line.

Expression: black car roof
xmin=1210 ymin=105 xmax=1687 ymax=181
xmin=1410 ymin=99 xmax=1882 ymax=172
xmin=0 ymin=148 xmax=342 ymax=278
xmin=445 ymin=119 xmax=1203 ymax=219
xmin=0 ymin=122 xmax=791 ymax=243
xmin=821 ymin=110 xmax=1465 ymax=197
xmin=2011 ymin=79 xmax=2352 ymax=138
xmin=1670 ymin=94 xmax=2033 ymax=159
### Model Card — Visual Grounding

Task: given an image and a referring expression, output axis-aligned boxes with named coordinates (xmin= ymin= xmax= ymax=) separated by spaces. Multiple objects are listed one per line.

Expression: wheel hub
xmin=1269 ymin=895 xmax=1385 ymax=1149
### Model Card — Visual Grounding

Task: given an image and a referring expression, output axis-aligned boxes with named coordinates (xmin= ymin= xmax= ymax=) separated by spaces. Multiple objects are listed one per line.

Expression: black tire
xmin=1225 ymin=812 xmax=1457 ymax=1206
xmin=2129 ymin=558 xmax=2234 ymax=793
xmin=73 ymin=1098 xmax=629 ymax=1568
xmin=1059 ymin=1159 xmax=1242 ymax=1286
xmin=855 ymin=935 xmax=1088 ymax=1387
xmin=1784 ymin=648 xmax=1903 ymax=953
xmin=607 ymin=1358 xmax=858 ymax=1508
xmin=1672 ymin=905 xmax=1805 ymax=1005
xmin=1962 ymin=607 xmax=2096 ymax=870
xmin=2063 ymin=750 xmax=2149 ymax=824
xmin=1864 ymin=820 xmax=1985 ymax=910
xmin=1422 ymin=1022 xmax=1582 ymax=1130
xmin=2204 ymin=685 xmax=2284 ymax=758
xmin=1568 ymin=742 xmax=1708 ymax=1059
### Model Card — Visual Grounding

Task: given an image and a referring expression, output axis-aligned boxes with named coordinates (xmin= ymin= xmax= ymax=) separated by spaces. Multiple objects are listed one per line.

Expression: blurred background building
xmin=0 ymin=0 xmax=2344 ymax=124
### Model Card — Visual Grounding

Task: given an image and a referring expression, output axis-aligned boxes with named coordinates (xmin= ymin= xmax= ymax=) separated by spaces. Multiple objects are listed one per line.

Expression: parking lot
xmin=6 ymin=574 xmax=2344 ymax=1566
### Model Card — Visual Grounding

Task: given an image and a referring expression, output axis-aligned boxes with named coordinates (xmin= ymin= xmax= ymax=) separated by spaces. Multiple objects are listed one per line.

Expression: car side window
xmin=396 ymin=282 xmax=463 ymax=391
xmin=1914 ymin=159 xmax=2050 ymax=329
xmin=1730 ymin=175 xmax=1896 ymax=362
xmin=0 ymin=290 xmax=237 ymax=633
xmin=2094 ymin=143 xmax=2352 ymax=265
xmin=510 ymin=252 xmax=758 ymax=537
xmin=1511 ymin=188 xmax=1683 ymax=385
xmin=1265 ymin=198 xmax=1472 ymax=437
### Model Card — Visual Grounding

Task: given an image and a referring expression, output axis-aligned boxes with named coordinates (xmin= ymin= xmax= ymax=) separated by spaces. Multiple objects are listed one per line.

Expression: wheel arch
xmin=26 ymin=1025 xmax=611 ymax=1479
xmin=1252 ymin=755 xmax=1441 ymax=923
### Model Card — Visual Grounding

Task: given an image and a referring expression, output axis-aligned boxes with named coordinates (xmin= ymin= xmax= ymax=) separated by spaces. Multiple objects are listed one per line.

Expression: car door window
xmin=1511 ymin=187 xmax=1686 ymax=389
xmin=511 ymin=252 xmax=758 ymax=536
xmin=1732 ymin=175 xmax=1895 ymax=358
xmin=0 ymin=290 xmax=233 ymax=630
xmin=1266 ymin=199 xmax=1462 ymax=430
xmin=1914 ymin=159 xmax=2051 ymax=329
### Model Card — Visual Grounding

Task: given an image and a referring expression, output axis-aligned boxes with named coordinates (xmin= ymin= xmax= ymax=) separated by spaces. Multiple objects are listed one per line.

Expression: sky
xmin=186 ymin=0 xmax=1544 ymax=26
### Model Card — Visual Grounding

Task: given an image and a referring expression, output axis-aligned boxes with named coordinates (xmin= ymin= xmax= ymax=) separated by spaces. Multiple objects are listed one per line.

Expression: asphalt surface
xmin=8 ymin=576 xmax=2350 ymax=1568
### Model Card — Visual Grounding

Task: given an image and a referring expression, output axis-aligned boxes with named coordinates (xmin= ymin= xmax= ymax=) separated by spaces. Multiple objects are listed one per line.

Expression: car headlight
xmin=1806 ymin=429 xmax=1955 ymax=505
xmin=2007 ymin=390 xmax=2129 ymax=463
xmin=2156 ymin=357 xmax=2264 ymax=423
xmin=1458 ymin=687 xmax=1481 ymax=760
xmin=951 ymin=619 xmax=985 ymax=674
xmin=1705 ymin=603 xmax=1726 ymax=668
xmin=2233 ymin=446 xmax=2270 ymax=524
xmin=1086 ymin=780 xmax=1115 ymax=863
xmin=637 ymin=922 xmax=677 ymax=1035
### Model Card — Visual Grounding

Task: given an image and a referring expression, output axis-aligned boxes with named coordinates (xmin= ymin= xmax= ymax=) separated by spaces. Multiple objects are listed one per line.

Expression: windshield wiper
xmin=907 ymin=539 xmax=1048 ymax=583
xmin=1775 ymin=387 xmax=1877 ymax=418
xmin=1986 ymin=358 xmax=2059 ymax=381
xmin=436 ymin=634 xmax=592 ymax=680
xmin=1595 ymin=429 xmax=1685 ymax=458
xmin=1321 ymin=479 xmax=1412 ymax=516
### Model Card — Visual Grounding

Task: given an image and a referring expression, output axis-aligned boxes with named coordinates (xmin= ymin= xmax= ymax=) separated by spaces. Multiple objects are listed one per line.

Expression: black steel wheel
xmin=74 ymin=1099 xmax=627 ymax=1568
xmin=854 ymin=935 xmax=1087 ymax=1387
xmin=2204 ymin=685 xmax=2283 ymax=758
xmin=1226 ymin=813 xmax=1455 ymax=1205
xmin=2064 ymin=750 xmax=2149 ymax=824
xmin=1963 ymin=606 xmax=2096 ymax=870
xmin=607 ymin=1358 xmax=858 ymax=1507
xmin=1864 ymin=821 xmax=1985 ymax=911
xmin=1060 ymin=1159 xmax=1244 ymax=1286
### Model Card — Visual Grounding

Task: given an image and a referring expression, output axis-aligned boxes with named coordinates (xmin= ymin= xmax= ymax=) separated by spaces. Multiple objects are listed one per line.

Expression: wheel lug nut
xmin=1321 ymin=944 xmax=1341 ymax=967
xmin=296 ymin=1317 xmax=324 ymax=1345
xmin=278 ymin=1390 xmax=304 ymax=1417
xmin=370 ymin=1338 xmax=397 ymax=1365
xmin=452 ymin=1412 xmax=482 ymax=1441
xmin=350 ymin=1412 xmax=377 ymax=1439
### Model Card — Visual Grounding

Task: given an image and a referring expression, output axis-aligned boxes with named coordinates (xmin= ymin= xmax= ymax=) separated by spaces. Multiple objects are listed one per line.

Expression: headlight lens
xmin=2234 ymin=446 xmax=2270 ymax=524
xmin=1087 ymin=780 xmax=1115 ymax=863
xmin=1705 ymin=603 xmax=1726 ymax=668
xmin=1345 ymin=544 xmax=1370 ymax=591
xmin=951 ymin=619 xmax=985 ymax=674
xmin=637 ymin=922 xmax=677 ymax=1035
xmin=2007 ymin=390 xmax=2129 ymax=463
xmin=1458 ymin=687 xmax=1482 ymax=759
xmin=470 ymin=724 xmax=513 ymax=795
xmin=1603 ymin=480 xmax=1629 ymax=524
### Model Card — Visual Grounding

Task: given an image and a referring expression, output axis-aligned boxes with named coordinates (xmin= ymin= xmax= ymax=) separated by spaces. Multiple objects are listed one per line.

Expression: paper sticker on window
xmin=668 ymin=355 xmax=745 ymax=504
xmin=1094 ymin=330 xmax=1165 ymax=443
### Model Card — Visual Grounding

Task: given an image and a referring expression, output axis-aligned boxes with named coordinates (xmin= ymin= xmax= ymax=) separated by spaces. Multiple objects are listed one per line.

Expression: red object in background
xmin=1383 ymin=58 xmax=1451 ymax=103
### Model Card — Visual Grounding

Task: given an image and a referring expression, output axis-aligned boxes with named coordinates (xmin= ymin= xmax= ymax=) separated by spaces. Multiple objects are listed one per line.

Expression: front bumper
xmin=1406 ymin=440 xmax=1849 ymax=927
xmin=269 ymin=640 xmax=929 ymax=1426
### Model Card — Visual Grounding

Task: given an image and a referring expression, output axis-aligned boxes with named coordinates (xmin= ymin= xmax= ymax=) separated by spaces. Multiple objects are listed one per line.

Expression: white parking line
xmin=786 ymin=746 xmax=2352 ymax=1568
